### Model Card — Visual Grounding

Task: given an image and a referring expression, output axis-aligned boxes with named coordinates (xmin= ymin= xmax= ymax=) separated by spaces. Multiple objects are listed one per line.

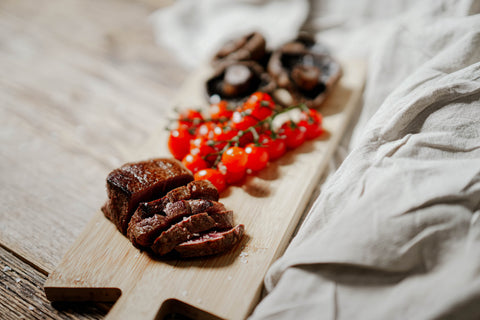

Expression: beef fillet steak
xmin=102 ymin=158 xmax=244 ymax=258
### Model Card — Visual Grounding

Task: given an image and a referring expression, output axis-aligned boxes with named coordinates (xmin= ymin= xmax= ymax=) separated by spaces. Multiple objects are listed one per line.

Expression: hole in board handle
xmin=157 ymin=299 xmax=224 ymax=320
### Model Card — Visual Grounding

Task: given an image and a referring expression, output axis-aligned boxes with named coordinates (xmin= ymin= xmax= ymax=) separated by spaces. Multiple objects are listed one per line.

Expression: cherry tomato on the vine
xmin=218 ymin=162 xmax=246 ymax=184
xmin=280 ymin=121 xmax=306 ymax=149
xmin=298 ymin=108 xmax=324 ymax=139
xmin=182 ymin=153 xmax=208 ymax=174
xmin=245 ymin=143 xmax=269 ymax=171
xmin=221 ymin=146 xmax=248 ymax=173
xmin=245 ymin=92 xmax=275 ymax=109
xmin=189 ymin=137 xmax=216 ymax=164
xmin=209 ymin=100 xmax=233 ymax=121
xmin=195 ymin=122 xmax=216 ymax=139
xmin=168 ymin=128 xmax=194 ymax=160
xmin=298 ymin=119 xmax=324 ymax=139
xmin=258 ymin=134 xmax=287 ymax=160
xmin=178 ymin=109 xmax=203 ymax=129
xmin=213 ymin=125 xmax=238 ymax=143
xmin=243 ymin=92 xmax=275 ymax=121
xmin=194 ymin=168 xmax=226 ymax=193
xmin=300 ymin=108 xmax=323 ymax=125
xmin=231 ymin=111 xmax=257 ymax=131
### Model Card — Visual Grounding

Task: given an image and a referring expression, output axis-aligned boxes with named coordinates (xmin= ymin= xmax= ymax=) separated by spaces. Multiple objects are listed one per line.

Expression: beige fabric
xmin=250 ymin=1 xmax=480 ymax=319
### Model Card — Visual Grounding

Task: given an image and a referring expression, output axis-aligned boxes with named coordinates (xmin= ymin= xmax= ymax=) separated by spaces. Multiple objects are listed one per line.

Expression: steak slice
xmin=127 ymin=181 xmax=219 ymax=246
xmin=102 ymin=158 xmax=193 ymax=234
xmin=174 ymin=224 xmax=245 ymax=257
xmin=151 ymin=213 xmax=217 ymax=255
xmin=166 ymin=180 xmax=219 ymax=204
xmin=210 ymin=210 xmax=234 ymax=229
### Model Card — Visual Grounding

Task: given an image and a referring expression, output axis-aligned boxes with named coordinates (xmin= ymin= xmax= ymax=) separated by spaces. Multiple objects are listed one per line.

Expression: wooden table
xmin=0 ymin=0 xmax=189 ymax=318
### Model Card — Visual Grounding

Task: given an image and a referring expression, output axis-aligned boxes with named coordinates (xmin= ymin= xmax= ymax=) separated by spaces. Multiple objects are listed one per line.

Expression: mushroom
xmin=212 ymin=32 xmax=267 ymax=67
xmin=206 ymin=61 xmax=275 ymax=104
xmin=267 ymin=36 xmax=342 ymax=109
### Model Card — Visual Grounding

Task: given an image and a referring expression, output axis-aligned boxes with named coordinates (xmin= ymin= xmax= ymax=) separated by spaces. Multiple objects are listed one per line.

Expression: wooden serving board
xmin=44 ymin=59 xmax=365 ymax=320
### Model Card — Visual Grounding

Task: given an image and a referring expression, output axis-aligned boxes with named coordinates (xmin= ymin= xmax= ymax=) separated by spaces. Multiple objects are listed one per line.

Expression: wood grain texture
xmin=45 ymin=60 xmax=366 ymax=320
xmin=0 ymin=0 xmax=183 ymax=275
xmin=0 ymin=246 xmax=111 ymax=319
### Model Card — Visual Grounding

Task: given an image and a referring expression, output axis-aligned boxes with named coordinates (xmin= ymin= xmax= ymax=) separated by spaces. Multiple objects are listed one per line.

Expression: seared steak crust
xmin=102 ymin=158 xmax=193 ymax=234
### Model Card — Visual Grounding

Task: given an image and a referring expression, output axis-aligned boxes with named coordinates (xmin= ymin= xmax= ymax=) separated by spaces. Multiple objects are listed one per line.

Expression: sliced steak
xmin=102 ymin=158 xmax=193 ymax=234
xmin=151 ymin=213 xmax=217 ymax=255
xmin=128 ymin=201 xmax=213 ymax=248
xmin=127 ymin=181 xmax=219 ymax=246
xmin=174 ymin=224 xmax=245 ymax=257
xmin=131 ymin=199 xmax=225 ymax=247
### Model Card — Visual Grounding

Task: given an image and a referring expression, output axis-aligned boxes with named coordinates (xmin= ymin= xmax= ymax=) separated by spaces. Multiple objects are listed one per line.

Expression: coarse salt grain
xmin=28 ymin=306 xmax=34 ymax=311
xmin=240 ymin=251 xmax=249 ymax=263
xmin=3 ymin=266 xmax=11 ymax=272
xmin=15 ymin=278 xmax=21 ymax=283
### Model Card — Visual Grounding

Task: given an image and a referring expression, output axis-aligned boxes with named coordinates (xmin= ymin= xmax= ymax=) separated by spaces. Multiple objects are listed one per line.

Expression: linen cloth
xmin=151 ymin=0 xmax=480 ymax=318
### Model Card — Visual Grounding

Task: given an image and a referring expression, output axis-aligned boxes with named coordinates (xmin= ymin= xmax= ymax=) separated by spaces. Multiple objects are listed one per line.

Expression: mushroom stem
xmin=222 ymin=64 xmax=254 ymax=97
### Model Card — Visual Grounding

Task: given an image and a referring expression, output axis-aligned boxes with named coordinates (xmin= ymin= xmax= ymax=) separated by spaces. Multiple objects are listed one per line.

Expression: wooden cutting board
xmin=44 ymin=59 xmax=365 ymax=320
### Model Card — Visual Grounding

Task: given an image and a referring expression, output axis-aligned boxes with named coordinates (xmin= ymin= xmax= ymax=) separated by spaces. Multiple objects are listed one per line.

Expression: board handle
xmin=106 ymin=292 xmax=225 ymax=320
xmin=44 ymin=286 xmax=121 ymax=302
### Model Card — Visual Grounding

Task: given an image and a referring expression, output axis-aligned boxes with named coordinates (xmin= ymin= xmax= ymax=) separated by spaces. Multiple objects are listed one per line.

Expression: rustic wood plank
xmin=0 ymin=0 xmax=185 ymax=274
xmin=0 ymin=246 xmax=111 ymax=319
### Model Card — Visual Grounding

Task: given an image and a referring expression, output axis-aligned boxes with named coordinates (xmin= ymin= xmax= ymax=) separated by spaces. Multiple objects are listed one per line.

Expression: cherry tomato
xmin=194 ymin=168 xmax=226 ymax=193
xmin=238 ymin=130 xmax=254 ymax=147
xmin=168 ymin=128 xmax=194 ymax=160
xmin=221 ymin=146 xmax=248 ymax=173
xmin=178 ymin=109 xmax=203 ymax=129
xmin=258 ymin=134 xmax=287 ymax=160
xmin=243 ymin=92 xmax=275 ymax=121
xmin=300 ymin=108 xmax=323 ymax=125
xmin=189 ymin=137 xmax=216 ymax=164
xmin=182 ymin=153 xmax=208 ymax=174
xmin=218 ymin=162 xmax=245 ymax=184
xmin=245 ymin=92 xmax=275 ymax=109
xmin=299 ymin=108 xmax=323 ymax=139
xmin=298 ymin=119 xmax=324 ymax=139
xmin=210 ymin=100 xmax=233 ymax=121
xmin=245 ymin=143 xmax=269 ymax=171
xmin=231 ymin=111 xmax=257 ymax=131
xmin=280 ymin=121 xmax=306 ymax=149
xmin=213 ymin=125 xmax=238 ymax=143
xmin=195 ymin=122 xmax=216 ymax=139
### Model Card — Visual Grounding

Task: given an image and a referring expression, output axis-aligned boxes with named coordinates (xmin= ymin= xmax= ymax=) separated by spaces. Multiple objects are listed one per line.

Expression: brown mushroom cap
xmin=206 ymin=61 xmax=275 ymax=104
xmin=212 ymin=32 xmax=267 ymax=67
xmin=267 ymin=37 xmax=341 ymax=109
